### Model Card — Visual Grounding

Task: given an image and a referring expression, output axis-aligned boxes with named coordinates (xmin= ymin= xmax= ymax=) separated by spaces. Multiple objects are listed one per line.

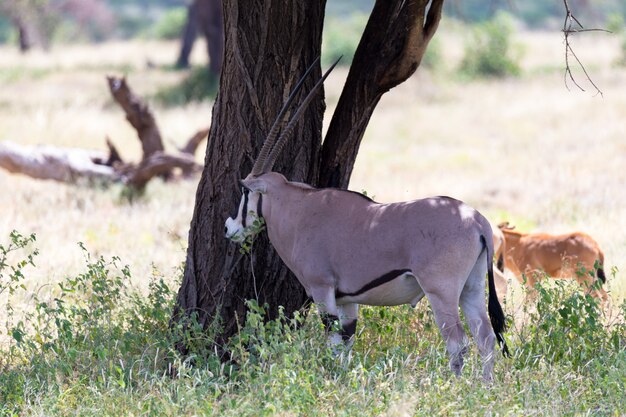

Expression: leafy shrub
xmin=605 ymin=13 xmax=625 ymax=34
xmin=515 ymin=270 xmax=625 ymax=372
xmin=0 ymin=234 xmax=189 ymax=413
xmin=616 ymin=35 xmax=626 ymax=67
xmin=458 ymin=12 xmax=523 ymax=79
xmin=322 ymin=13 xmax=368 ymax=66
xmin=421 ymin=36 xmax=443 ymax=71
xmin=153 ymin=7 xmax=187 ymax=40
xmin=605 ymin=13 xmax=626 ymax=67
xmin=0 ymin=15 xmax=13 ymax=44
xmin=155 ymin=66 xmax=219 ymax=106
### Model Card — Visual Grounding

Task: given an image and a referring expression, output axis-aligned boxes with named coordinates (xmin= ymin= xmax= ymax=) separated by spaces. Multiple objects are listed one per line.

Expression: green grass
xmin=1 ymin=231 xmax=625 ymax=416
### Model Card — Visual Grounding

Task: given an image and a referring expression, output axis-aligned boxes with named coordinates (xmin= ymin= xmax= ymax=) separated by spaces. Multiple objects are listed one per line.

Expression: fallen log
xmin=0 ymin=141 xmax=117 ymax=183
xmin=1 ymin=77 xmax=208 ymax=190
xmin=119 ymin=151 xmax=202 ymax=189
xmin=0 ymin=141 xmax=203 ymax=189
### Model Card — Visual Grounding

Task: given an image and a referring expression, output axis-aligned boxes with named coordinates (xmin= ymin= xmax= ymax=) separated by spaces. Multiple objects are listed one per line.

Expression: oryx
xmin=225 ymin=59 xmax=509 ymax=380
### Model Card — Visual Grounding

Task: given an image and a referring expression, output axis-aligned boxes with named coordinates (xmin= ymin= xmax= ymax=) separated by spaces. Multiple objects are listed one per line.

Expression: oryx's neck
xmin=262 ymin=181 xmax=312 ymax=233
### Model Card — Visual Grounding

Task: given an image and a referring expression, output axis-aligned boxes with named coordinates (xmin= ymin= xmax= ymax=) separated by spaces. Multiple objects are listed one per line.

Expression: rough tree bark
xmin=174 ymin=0 xmax=443 ymax=350
xmin=174 ymin=0 xmax=325 ymax=348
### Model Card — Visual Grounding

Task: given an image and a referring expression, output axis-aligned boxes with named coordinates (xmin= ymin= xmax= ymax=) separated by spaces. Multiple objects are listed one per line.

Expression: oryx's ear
xmin=239 ymin=177 xmax=267 ymax=193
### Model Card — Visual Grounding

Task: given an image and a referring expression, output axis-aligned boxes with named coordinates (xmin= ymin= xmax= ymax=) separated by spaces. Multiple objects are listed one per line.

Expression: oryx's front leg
xmin=337 ymin=303 xmax=359 ymax=349
xmin=311 ymin=287 xmax=358 ymax=351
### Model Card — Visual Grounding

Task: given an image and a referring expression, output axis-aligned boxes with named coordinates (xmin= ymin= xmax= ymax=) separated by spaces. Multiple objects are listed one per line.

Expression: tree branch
xmin=106 ymin=75 xmax=166 ymax=158
xmin=119 ymin=152 xmax=202 ymax=189
xmin=562 ymin=0 xmax=606 ymax=96
xmin=179 ymin=127 xmax=210 ymax=155
xmin=320 ymin=0 xmax=443 ymax=189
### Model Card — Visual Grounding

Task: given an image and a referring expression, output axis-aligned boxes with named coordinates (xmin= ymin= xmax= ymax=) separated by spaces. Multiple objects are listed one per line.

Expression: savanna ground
xmin=1 ymin=20 xmax=625 ymax=416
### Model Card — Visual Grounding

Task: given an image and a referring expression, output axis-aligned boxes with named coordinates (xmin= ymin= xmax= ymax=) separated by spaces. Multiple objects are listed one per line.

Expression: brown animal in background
xmin=491 ymin=223 xmax=508 ymax=303
xmin=498 ymin=222 xmax=608 ymax=300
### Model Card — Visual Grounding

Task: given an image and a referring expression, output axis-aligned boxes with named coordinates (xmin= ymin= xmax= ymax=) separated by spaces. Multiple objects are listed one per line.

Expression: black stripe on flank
xmin=336 ymin=269 xmax=412 ymax=298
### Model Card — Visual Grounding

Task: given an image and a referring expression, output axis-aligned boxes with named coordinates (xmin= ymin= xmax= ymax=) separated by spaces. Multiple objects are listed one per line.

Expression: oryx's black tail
xmin=481 ymin=235 xmax=510 ymax=357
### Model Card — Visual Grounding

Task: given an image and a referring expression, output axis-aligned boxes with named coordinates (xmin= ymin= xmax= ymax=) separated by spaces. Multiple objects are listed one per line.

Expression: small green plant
xmin=239 ymin=215 xmax=266 ymax=255
xmin=458 ymin=12 xmax=523 ymax=79
xmin=0 ymin=231 xmax=37 ymax=298
xmin=0 ymin=231 xmax=38 ymax=364
xmin=1 ymin=231 xmax=624 ymax=415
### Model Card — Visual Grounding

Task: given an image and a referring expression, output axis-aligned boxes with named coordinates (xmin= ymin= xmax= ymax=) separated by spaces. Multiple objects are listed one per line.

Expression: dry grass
xmin=1 ymin=30 xmax=625 ymax=310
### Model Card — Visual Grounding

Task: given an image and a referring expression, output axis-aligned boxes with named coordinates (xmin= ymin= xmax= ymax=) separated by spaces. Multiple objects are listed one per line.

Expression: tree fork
xmin=319 ymin=0 xmax=443 ymax=189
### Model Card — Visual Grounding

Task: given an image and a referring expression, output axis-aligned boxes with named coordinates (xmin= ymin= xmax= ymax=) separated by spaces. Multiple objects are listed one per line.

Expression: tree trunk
xmin=320 ymin=0 xmax=443 ymax=189
xmin=175 ymin=0 xmax=224 ymax=77
xmin=176 ymin=1 xmax=199 ymax=69
xmin=196 ymin=0 xmax=224 ymax=76
xmin=174 ymin=0 xmax=326 ymax=349
xmin=14 ymin=17 xmax=34 ymax=52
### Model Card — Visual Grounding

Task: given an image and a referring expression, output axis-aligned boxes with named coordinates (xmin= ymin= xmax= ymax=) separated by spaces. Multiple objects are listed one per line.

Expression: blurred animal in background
xmin=497 ymin=222 xmax=608 ymax=301
xmin=491 ymin=222 xmax=508 ymax=304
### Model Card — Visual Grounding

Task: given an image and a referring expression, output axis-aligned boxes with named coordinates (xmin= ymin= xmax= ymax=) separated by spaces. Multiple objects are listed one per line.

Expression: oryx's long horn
xmin=250 ymin=57 xmax=320 ymax=177
xmin=262 ymin=57 xmax=341 ymax=174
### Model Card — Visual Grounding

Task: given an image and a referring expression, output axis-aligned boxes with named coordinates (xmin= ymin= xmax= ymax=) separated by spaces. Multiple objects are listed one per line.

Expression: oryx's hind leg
xmin=425 ymin=290 xmax=467 ymax=376
xmin=460 ymin=250 xmax=496 ymax=381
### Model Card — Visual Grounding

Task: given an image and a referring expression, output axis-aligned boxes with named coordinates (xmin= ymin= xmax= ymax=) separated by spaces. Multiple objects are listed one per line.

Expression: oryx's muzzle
xmin=224 ymin=187 xmax=264 ymax=243
xmin=224 ymin=216 xmax=244 ymax=242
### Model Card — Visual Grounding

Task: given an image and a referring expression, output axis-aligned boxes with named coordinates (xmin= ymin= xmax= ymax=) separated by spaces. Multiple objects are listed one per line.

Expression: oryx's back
xmin=275 ymin=187 xmax=492 ymax=297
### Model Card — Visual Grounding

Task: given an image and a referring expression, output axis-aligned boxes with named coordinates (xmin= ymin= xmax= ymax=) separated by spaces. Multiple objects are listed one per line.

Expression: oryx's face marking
xmin=224 ymin=181 xmax=265 ymax=242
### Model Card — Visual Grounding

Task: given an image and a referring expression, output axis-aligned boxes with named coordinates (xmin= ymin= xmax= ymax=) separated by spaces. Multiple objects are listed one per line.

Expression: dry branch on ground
xmin=0 ymin=77 xmax=208 ymax=189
